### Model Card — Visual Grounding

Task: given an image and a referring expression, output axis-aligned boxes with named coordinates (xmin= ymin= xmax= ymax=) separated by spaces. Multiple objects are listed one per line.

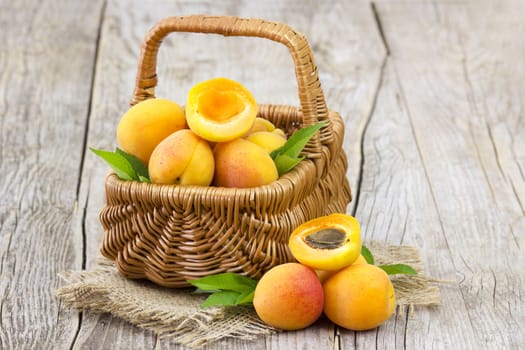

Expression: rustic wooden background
xmin=1 ymin=0 xmax=523 ymax=349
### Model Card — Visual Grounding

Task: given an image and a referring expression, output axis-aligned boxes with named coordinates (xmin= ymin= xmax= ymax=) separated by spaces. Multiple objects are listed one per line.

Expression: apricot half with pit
xmin=288 ymin=213 xmax=362 ymax=271
xmin=186 ymin=77 xmax=258 ymax=142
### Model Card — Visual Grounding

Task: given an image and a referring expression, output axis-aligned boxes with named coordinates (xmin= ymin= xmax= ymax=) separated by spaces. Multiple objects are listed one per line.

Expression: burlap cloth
xmin=56 ymin=241 xmax=442 ymax=348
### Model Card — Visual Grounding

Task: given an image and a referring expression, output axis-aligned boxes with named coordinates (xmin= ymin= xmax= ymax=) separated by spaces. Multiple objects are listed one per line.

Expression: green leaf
xmin=201 ymin=290 xmax=241 ymax=308
xmin=116 ymin=147 xmax=150 ymax=181
xmin=188 ymin=273 xmax=257 ymax=293
xmin=269 ymin=121 xmax=328 ymax=176
xmin=273 ymin=154 xmax=304 ymax=177
xmin=379 ymin=264 xmax=417 ymax=275
xmin=189 ymin=273 xmax=259 ymax=308
xmin=90 ymin=147 xmax=137 ymax=181
xmin=138 ymin=175 xmax=151 ymax=183
xmin=271 ymin=120 xmax=328 ymax=160
xmin=235 ymin=290 xmax=255 ymax=305
xmin=361 ymin=245 xmax=375 ymax=264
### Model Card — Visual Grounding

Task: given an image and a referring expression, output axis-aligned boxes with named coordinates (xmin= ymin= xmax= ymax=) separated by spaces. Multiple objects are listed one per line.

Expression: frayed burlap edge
xmin=56 ymin=242 xmax=442 ymax=348
xmin=57 ymin=259 xmax=275 ymax=348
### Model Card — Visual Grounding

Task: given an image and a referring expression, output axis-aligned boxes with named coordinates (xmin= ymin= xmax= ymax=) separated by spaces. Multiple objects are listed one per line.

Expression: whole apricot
xmin=246 ymin=131 xmax=286 ymax=153
xmin=148 ymin=129 xmax=214 ymax=185
xmin=213 ymin=138 xmax=278 ymax=188
xmin=116 ymin=98 xmax=186 ymax=165
xmin=253 ymin=263 xmax=324 ymax=331
xmin=245 ymin=117 xmax=276 ymax=135
xmin=323 ymin=264 xmax=396 ymax=331
xmin=186 ymin=78 xmax=258 ymax=142
xmin=272 ymin=128 xmax=287 ymax=138
xmin=315 ymin=254 xmax=368 ymax=283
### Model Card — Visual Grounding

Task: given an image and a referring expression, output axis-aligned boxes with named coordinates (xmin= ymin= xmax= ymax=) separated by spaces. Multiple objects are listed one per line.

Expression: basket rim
xmin=103 ymin=105 xmax=345 ymax=214
xmin=104 ymin=155 xmax=318 ymax=214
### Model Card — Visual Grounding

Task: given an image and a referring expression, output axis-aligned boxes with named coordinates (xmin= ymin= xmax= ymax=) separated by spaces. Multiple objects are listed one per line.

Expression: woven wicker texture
xmin=99 ymin=15 xmax=352 ymax=288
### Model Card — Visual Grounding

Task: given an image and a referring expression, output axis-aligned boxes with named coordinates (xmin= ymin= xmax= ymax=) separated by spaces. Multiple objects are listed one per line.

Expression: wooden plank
xmin=73 ymin=0 xmax=385 ymax=348
xmin=343 ymin=58 xmax=479 ymax=349
xmin=0 ymin=0 xmax=104 ymax=349
xmin=370 ymin=1 xmax=525 ymax=349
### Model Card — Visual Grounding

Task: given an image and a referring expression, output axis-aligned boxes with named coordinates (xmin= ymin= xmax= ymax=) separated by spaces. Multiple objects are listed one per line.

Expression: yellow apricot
xmin=186 ymin=78 xmax=258 ymax=142
xmin=245 ymin=131 xmax=286 ymax=153
xmin=253 ymin=263 xmax=324 ymax=331
xmin=148 ymin=129 xmax=214 ymax=185
xmin=116 ymin=98 xmax=186 ymax=165
xmin=213 ymin=138 xmax=278 ymax=188
xmin=245 ymin=117 xmax=276 ymax=135
xmin=272 ymin=128 xmax=287 ymax=138
xmin=315 ymin=255 xmax=368 ymax=283
xmin=323 ymin=264 xmax=396 ymax=331
xmin=351 ymin=254 xmax=368 ymax=266
xmin=288 ymin=214 xmax=362 ymax=271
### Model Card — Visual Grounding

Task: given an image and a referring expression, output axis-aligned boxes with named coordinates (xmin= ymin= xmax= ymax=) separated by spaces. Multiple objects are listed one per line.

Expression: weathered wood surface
xmin=0 ymin=0 xmax=523 ymax=349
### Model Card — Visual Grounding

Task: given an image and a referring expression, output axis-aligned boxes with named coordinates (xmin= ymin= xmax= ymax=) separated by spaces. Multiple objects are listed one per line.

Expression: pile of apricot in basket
xmin=116 ymin=77 xmax=287 ymax=188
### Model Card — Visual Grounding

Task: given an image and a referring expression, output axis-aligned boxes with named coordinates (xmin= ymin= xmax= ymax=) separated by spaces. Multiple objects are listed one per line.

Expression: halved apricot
xmin=185 ymin=77 xmax=258 ymax=142
xmin=288 ymin=213 xmax=362 ymax=271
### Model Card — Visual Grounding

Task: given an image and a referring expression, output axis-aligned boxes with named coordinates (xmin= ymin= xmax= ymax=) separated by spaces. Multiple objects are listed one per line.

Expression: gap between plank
xmin=332 ymin=326 xmax=341 ymax=350
xmin=70 ymin=1 xmax=107 ymax=349
xmin=386 ymin=19 xmax=483 ymax=344
xmin=75 ymin=0 xmax=107 ymax=200
xmin=350 ymin=3 xmax=389 ymax=217
xmin=371 ymin=2 xmax=391 ymax=56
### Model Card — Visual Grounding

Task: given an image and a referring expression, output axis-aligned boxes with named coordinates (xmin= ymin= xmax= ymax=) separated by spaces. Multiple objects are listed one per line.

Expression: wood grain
xmin=72 ymin=0 xmax=385 ymax=348
xmin=2 ymin=0 xmax=524 ymax=349
xmin=0 ymin=0 xmax=104 ymax=349
xmin=371 ymin=1 xmax=525 ymax=349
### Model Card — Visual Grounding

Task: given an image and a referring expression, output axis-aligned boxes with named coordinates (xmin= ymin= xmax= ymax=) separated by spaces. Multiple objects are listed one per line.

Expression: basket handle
xmin=132 ymin=15 xmax=331 ymax=155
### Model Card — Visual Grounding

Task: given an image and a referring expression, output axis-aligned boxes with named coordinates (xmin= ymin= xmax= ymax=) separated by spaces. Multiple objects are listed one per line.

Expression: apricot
xmin=272 ymin=128 xmax=287 ymax=138
xmin=253 ymin=263 xmax=324 ymax=331
xmin=289 ymin=214 xmax=362 ymax=271
xmin=213 ymin=138 xmax=278 ymax=188
xmin=148 ymin=129 xmax=214 ymax=185
xmin=245 ymin=131 xmax=286 ymax=153
xmin=186 ymin=78 xmax=258 ymax=142
xmin=245 ymin=117 xmax=276 ymax=135
xmin=323 ymin=264 xmax=396 ymax=331
xmin=315 ymin=254 xmax=368 ymax=283
xmin=116 ymin=98 xmax=186 ymax=165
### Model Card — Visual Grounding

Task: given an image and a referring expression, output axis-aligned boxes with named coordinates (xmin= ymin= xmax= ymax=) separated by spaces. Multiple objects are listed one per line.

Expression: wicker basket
xmin=99 ymin=15 xmax=351 ymax=288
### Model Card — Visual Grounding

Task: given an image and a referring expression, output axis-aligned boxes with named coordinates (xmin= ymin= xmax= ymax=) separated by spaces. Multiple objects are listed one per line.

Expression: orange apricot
xmin=186 ymin=78 xmax=258 ymax=142
xmin=323 ymin=264 xmax=396 ymax=331
xmin=116 ymin=98 xmax=186 ymax=165
xmin=148 ymin=129 xmax=214 ymax=185
xmin=315 ymin=254 xmax=368 ymax=283
xmin=213 ymin=138 xmax=278 ymax=188
xmin=253 ymin=263 xmax=324 ymax=331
